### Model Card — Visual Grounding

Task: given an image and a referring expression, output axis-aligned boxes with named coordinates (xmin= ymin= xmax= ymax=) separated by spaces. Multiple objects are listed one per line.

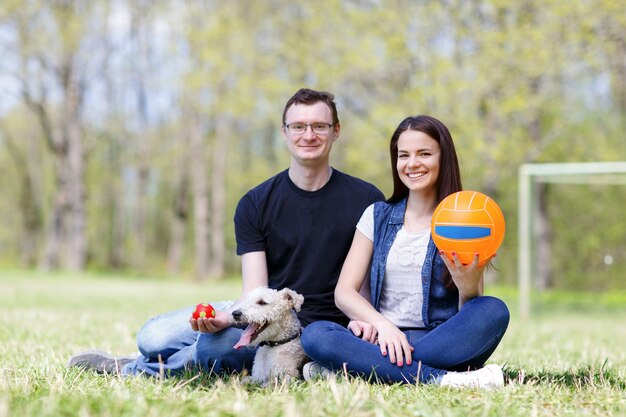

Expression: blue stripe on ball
xmin=434 ymin=225 xmax=492 ymax=239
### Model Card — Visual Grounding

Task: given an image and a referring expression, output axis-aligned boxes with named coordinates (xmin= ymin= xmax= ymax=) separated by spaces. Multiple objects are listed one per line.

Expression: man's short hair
xmin=282 ymin=88 xmax=339 ymax=125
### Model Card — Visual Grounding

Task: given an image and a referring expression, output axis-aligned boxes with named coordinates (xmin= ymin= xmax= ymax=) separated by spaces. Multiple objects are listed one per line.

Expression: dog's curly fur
xmin=229 ymin=287 xmax=307 ymax=385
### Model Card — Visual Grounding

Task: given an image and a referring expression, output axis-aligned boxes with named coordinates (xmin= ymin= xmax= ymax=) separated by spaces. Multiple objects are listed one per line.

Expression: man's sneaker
xmin=302 ymin=361 xmax=334 ymax=381
xmin=67 ymin=349 xmax=137 ymax=374
xmin=439 ymin=364 xmax=505 ymax=389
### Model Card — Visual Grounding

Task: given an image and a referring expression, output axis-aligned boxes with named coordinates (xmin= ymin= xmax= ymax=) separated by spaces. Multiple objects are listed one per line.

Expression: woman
xmin=301 ymin=115 xmax=510 ymax=388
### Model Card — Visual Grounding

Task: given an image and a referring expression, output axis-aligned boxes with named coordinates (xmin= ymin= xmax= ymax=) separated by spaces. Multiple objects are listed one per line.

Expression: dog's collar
xmin=259 ymin=327 xmax=302 ymax=347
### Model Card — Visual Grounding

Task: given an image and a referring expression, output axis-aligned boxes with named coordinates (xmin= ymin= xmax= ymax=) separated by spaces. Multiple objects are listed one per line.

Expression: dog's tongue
xmin=233 ymin=323 xmax=260 ymax=349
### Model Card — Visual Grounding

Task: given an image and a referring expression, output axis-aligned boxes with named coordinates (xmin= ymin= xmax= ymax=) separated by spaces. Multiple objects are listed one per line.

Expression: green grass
xmin=0 ymin=270 xmax=624 ymax=417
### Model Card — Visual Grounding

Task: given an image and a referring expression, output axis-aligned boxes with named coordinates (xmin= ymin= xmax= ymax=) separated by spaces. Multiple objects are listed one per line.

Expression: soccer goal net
xmin=518 ymin=161 xmax=626 ymax=319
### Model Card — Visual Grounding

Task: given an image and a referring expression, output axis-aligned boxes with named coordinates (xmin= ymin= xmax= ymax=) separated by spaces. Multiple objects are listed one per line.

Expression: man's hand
xmin=348 ymin=320 xmax=378 ymax=343
xmin=189 ymin=309 xmax=231 ymax=333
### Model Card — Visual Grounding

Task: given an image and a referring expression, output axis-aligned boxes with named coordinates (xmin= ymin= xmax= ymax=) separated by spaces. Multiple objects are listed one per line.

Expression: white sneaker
xmin=439 ymin=364 xmax=504 ymax=389
xmin=302 ymin=361 xmax=334 ymax=381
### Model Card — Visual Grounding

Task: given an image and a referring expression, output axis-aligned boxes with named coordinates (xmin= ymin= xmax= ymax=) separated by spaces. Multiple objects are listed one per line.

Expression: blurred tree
xmin=166 ymin=115 xmax=191 ymax=275
xmin=7 ymin=1 xmax=111 ymax=270
xmin=0 ymin=0 xmax=624 ymax=288
xmin=0 ymin=119 xmax=43 ymax=265
xmin=128 ymin=1 xmax=151 ymax=270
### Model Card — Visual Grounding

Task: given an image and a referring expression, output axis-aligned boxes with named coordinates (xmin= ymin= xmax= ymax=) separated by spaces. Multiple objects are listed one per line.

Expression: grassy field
xmin=0 ymin=270 xmax=624 ymax=417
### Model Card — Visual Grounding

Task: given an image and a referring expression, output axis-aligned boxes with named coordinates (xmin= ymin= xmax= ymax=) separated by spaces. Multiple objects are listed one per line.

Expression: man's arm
xmin=240 ymin=251 xmax=269 ymax=295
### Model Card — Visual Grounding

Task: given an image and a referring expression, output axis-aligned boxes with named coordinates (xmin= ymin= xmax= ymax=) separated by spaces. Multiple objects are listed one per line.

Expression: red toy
xmin=192 ymin=303 xmax=216 ymax=320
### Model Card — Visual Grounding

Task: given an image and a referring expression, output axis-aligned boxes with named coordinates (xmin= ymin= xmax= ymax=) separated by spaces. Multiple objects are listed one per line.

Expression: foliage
xmin=0 ymin=271 xmax=624 ymax=417
xmin=546 ymin=183 xmax=626 ymax=290
xmin=0 ymin=0 xmax=625 ymax=287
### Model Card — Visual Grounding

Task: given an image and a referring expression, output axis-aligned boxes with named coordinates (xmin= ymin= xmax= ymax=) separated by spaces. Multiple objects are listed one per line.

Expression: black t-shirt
xmin=234 ymin=168 xmax=384 ymax=327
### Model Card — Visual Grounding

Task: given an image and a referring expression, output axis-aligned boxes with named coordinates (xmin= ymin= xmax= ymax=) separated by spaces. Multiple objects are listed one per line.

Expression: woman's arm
xmin=334 ymin=230 xmax=380 ymax=322
xmin=335 ymin=230 xmax=414 ymax=366
xmin=440 ymin=251 xmax=490 ymax=308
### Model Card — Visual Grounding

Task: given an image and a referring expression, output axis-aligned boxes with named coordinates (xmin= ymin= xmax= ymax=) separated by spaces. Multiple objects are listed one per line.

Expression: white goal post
xmin=518 ymin=161 xmax=626 ymax=319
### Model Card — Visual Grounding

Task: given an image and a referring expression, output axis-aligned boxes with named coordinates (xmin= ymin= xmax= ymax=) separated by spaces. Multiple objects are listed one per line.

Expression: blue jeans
xmin=121 ymin=301 xmax=257 ymax=377
xmin=301 ymin=296 xmax=509 ymax=384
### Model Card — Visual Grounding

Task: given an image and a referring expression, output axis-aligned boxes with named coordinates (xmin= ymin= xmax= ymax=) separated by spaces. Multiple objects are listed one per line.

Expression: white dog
xmin=230 ymin=286 xmax=307 ymax=385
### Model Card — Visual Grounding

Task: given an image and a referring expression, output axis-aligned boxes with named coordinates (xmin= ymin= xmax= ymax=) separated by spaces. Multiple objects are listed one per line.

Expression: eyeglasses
xmin=283 ymin=122 xmax=334 ymax=135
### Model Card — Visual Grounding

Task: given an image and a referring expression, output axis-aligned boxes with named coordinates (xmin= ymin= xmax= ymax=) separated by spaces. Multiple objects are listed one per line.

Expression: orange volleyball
xmin=431 ymin=191 xmax=505 ymax=266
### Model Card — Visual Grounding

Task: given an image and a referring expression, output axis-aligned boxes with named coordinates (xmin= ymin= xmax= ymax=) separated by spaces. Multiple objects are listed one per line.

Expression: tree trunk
xmin=526 ymin=98 xmax=553 ymax=289
xmin=534 ymin=182 xmax=553 ymax=289
xmin=478 ymin=96 xmax=501 ymax=285
xmin=64 ymin=76 xmax=87 ymax=270
xmin=208 ymin=117 xmax=228 ymax=279
xmin=41 ymin=159 xmax=69 ymax=271
xmin=134 ymin=159 xmax=149 ymax=269
xmin=130 ymin=6 xmax=151 ymax=271
xmin=42 ymin=126 xmax=86 ymax=271
xmin=190 ymin=114 xmax=210 ymax=281
xmin=106 ymin=137 xmax=126 ymax=269
xmin=167 ymin=157 xmax=190 ymax=275
xmin=19 ymin=35 xmax=88 ymax=270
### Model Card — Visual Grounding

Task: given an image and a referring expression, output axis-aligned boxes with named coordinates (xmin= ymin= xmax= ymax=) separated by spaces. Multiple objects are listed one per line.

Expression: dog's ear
xmin=280 ymin=288 xmax=304 ymax=312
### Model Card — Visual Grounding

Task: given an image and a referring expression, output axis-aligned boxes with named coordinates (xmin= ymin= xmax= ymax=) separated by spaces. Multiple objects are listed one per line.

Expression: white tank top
xmin=357 ymin=204 xmax=427 ymax=328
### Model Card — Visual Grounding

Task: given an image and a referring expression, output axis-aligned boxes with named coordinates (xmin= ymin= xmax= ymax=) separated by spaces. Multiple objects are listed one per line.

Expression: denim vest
xmin=370 ymin=198 xmax=458 ymax=329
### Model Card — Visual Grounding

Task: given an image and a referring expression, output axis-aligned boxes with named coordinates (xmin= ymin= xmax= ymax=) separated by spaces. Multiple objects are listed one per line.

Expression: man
xmin=68 ymin=88 xmax=384 ymax=377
